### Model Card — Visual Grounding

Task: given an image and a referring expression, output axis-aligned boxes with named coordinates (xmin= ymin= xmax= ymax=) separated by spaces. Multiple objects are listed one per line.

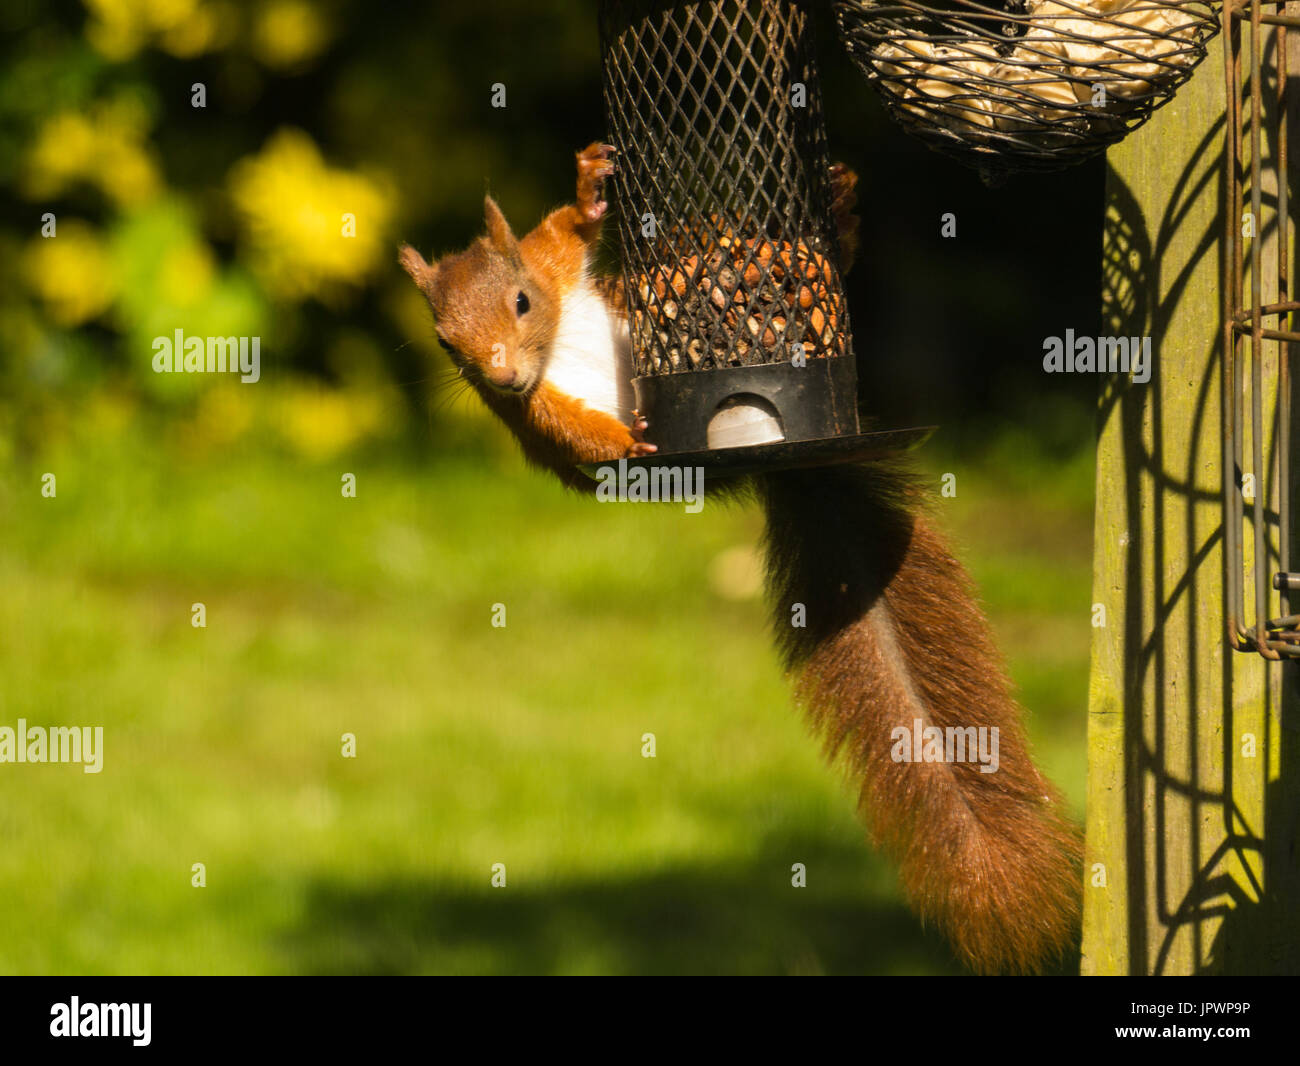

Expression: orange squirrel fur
xmin=399 ymin=143 xmax=1082 ymax=973
xmin=759 ymin=463 xmax=1081 ymax=973
xmin=400 ymin=145 xmax=651 ymax=491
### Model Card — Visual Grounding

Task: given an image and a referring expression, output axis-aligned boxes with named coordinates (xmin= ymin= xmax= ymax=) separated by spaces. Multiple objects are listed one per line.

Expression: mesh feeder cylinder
xmin=591 ymin=0 xmax=934 ymax=480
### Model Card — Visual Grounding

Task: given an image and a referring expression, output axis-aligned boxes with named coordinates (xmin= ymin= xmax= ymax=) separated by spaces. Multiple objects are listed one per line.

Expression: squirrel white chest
xmin=543 ymin=275 xmax=634 ymax=424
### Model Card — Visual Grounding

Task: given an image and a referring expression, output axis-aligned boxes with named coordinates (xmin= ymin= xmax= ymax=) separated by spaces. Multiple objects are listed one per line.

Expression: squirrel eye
xmin=515 ymin=291 xmax=530 ymax=316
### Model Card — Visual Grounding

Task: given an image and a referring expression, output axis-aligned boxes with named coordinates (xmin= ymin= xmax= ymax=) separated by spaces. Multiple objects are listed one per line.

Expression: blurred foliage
xmin=0 ymin=0 xmax=1103 ymax=462
xmin=2 ymin=0 xmax=436 ymax=462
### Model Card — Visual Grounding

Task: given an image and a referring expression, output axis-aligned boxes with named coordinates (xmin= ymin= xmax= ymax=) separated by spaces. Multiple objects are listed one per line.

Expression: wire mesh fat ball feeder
xmin=590 ymin=0 xmax=934 ymax=480
xmin=835 ymin=0 xmax=1219 ymax=179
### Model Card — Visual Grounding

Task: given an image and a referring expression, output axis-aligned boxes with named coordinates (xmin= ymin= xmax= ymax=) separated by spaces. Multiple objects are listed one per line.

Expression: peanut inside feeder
xmin=634 ymin=235 xmax=845 ymax=375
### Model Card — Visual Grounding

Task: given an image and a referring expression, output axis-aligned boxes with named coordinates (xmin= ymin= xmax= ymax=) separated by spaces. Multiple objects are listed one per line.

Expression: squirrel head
xmin=399 ymin=196 xmax=559 ymax=396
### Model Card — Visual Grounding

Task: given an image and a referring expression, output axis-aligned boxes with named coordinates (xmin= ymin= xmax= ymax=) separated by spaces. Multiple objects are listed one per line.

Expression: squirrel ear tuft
xmin=398 ymin=244 xmax=439 ymax=291
xmin=483 ymin=195 xmax=519 ymax=257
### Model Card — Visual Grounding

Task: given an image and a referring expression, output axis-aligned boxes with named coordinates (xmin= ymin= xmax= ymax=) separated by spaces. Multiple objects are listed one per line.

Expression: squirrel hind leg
xmin=828 ymin=163 xmax=861 ymax=275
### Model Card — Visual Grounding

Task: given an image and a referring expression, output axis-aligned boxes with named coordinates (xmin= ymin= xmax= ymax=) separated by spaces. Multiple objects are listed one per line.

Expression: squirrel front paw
xmin=627 ymin=409 xmax=657 ymax=457
xmin=577 ymin=142 xmax=616 ymax=223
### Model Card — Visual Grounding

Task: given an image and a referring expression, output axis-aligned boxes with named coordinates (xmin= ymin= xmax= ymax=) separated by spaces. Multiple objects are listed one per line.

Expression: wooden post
xmin=1082 ymin=23 xmax=1300 ymax=975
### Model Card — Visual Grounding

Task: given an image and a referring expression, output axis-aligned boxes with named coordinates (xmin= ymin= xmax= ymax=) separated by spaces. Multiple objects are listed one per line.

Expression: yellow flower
xmin=157 ymin=242 xmax=217 ymax=309
xmin=23 ymin=221 xmax=118 ymax=327
xmin=228 ymin=129 xmax=394 ymax=304
xmin=23 ymin=99 xmax=160 ymax=207
xmin=253 ymin=0 xmax=330 ymax=69
xmin=82 ymin=0 xmax=228 ymax=60
xmin=22 ymin=113 xmax=98 ymax=200
xmin=277 ymin=380 xmax=388 ymax=460
xmin=158 ymin=1 xmax=231 ymax=57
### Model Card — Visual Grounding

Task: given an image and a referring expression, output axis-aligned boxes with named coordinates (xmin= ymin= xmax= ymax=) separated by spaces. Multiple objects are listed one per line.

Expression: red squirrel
xmin=400 ymin=143 xmax=1083 ymax=974
xmin=400 ymin=144 xmax=653 ymax=491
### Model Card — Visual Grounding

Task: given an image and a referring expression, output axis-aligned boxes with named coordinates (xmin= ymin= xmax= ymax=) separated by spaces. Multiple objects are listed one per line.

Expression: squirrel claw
xmin=578 ymin=142 xmax=616 ymax=165
xmin=630 ymin=409 xmax=650 ymax=438
xmin=578 ymin=142 xmax=617 ymax=223
xmin=629 ymin=441 xmax=658 ymax=457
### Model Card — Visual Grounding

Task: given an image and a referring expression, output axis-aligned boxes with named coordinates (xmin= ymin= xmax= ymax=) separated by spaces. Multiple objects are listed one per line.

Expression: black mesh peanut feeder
xmin=593 ymin=0 xmax=933 ymax=478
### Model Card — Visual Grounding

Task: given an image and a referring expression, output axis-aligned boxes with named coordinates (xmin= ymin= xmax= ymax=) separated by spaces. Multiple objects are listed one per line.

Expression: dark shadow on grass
xmin=272 ymin=833 xmax=1072 ymax=975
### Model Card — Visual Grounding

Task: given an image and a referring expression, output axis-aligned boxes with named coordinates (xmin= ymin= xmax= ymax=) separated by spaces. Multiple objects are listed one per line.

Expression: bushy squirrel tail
xmin=754 ymin=461 xmax=1082 ymax=974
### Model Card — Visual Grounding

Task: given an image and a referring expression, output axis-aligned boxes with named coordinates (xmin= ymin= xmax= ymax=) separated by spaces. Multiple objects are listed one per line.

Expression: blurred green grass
xmin=0 ymin=420 xmax=1093 ymax=975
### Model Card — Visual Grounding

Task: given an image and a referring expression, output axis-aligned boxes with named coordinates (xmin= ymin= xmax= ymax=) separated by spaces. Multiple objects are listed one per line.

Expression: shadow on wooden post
xmin=1083 ymin=29 xmax=1300 ymax=976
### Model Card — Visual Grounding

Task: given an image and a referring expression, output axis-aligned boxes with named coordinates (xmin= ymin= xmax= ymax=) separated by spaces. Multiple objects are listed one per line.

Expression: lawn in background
xmin=0 ymin=411 xmax=1093 ymax=975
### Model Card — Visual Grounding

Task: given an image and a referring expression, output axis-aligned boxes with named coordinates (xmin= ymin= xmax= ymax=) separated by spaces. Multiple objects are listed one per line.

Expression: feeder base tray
xmin=577 ymin=425 xmax=936 ymax=483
